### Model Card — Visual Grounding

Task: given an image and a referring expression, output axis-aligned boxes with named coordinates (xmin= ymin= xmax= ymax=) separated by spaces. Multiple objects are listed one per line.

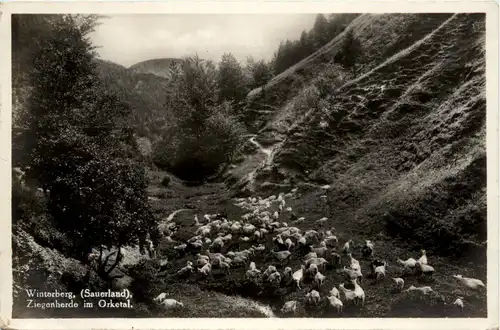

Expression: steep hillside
xmin=238 ymin=13 xmax=486 ymax=258
xmin=129 ymin=58 xmax=183 ymax=78
xmin=245 ymin=13 xmax=455 ymax=132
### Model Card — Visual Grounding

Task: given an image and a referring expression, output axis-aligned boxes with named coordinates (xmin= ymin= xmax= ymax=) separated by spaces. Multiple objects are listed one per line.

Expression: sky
xmin=89 ymin=14 xmax=317 ymax=68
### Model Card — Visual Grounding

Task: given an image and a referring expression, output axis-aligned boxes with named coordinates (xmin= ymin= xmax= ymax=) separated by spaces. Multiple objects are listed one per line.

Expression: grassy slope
xmin=245 ymin=14 xmax=454 ymax=131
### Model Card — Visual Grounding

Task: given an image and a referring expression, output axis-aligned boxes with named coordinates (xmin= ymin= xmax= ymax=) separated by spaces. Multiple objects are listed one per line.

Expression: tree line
xmin=271 ymin=14 xmax=361 ymax=75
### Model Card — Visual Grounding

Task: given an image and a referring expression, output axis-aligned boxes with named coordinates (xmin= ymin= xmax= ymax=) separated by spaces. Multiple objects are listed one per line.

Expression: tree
xmin=172 ymin=55 xmax=219 ymax=133
xmin=311 ymin=14 xmax=330 ymax=50
xmin=216 ymin=53 xmax=249 ymax=104
xmin=154 ymin=55 xmax=245 ymax=181
xmin=335 ymin=28 xmax=363 ymax=74
xmin=245 ymin=57 xmax=273 ymax=90
xmin=298 ymin=30 xmax=314 ymax=59
xmin=18 ymin=14 xmax=155 ymax=275
xmin=273 ymin=39 xmax=301 ymax=75
xmin=167 ymin=60 xmax=182 ymax=80
xmin=244 ymin=56 xmax=256 ymax=85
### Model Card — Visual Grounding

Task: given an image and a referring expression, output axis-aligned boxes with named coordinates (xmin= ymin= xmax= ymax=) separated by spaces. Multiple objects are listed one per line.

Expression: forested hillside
xmin=94 ymin=59 xmax=172 ymax=141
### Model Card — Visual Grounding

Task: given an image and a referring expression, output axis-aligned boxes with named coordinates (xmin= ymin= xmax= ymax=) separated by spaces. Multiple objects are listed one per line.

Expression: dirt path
xmin=165 ymin=208 xmax=190 ymax=222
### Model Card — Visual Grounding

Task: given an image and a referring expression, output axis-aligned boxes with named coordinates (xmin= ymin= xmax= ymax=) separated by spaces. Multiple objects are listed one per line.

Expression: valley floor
xmin=145 ymin=169 xmax=487 ymax=318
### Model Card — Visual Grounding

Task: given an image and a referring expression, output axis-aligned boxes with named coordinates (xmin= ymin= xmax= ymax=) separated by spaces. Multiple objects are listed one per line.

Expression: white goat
xmin=316 ymin=217 xmax=328 ymax=227
xmin=153 ymin=292 xmax=167 ymax=303
xmin=280 ymin=300 xmax=298 ymax=315
xmin=199 ymin=262 xmax=212 ymax=276
xmin=417 ymin=249 xmax=428 ymax=265
xmin=452 ymin=274 xmax=486 ymax=291
xmin=342 ymin=240 xmax=353 ymax=254
xmin=352 ymin=278 xmax=365 ymax=305
xmin=405 ymin=285 xmax=434 ymax=295
xmin=285 ymin=238 xmax=294 ymax=250
xmin=327 ymin=295 xmax=343 ymax=314
xmin=392 ymin=277 xmax=405 ymax=291
xmin=348 ymin=253 xmax=361 ymax=272
xmin=305 ymin=290 xmax=321 ymax=306
xmin=292 ymin=266 xmax=305 ymax=289
xmin=161 ymin=299 xmax=184 ymax=309
xmin=453 ymin=297 xmax=464 ymax=311
xmin=263 ymin=265 xmax=278 ymax=279
xmin=374 ymin=262 xmax=388 ymax=280
xmin=329 ymin=286 xmax=340 ymax=299
xmin=339 ymin=283 xmax=357 ymax=306
xmin=314 ymin=272 xmax=326 ymax=288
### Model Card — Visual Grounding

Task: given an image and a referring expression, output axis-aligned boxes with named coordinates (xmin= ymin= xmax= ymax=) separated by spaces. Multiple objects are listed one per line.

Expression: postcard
xmin=0 ymin=1 xmax=498 ymax=329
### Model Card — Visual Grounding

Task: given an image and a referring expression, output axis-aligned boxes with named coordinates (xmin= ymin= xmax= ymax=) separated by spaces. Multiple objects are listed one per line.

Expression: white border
xmin=0 ymin=1 xmax=499 ymax=330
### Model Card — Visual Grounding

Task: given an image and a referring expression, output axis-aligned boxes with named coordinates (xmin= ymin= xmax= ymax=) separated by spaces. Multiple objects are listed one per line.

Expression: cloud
xmin=89 ymin=14 xmax=317 ymax=67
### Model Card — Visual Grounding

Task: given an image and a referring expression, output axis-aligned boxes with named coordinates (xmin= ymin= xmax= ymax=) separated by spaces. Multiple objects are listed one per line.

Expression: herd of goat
xmin=141 ymin=187 xmax=485 ymax=316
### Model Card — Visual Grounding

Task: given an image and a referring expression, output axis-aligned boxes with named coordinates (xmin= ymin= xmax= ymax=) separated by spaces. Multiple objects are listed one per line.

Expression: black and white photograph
xmin=2 ymin=1 xmax=499 ymax=327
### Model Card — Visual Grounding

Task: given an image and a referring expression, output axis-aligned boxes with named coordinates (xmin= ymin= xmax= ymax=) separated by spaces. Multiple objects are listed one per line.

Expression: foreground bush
xmin=128 ymin=259 xmax=164 ymax=305
xmin=161 ymin=176 xmax=171 ymax=187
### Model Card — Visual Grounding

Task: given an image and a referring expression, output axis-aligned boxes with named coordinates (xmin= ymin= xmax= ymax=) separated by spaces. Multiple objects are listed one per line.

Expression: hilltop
xmin=129 ymin=58 xmax=184 ymax=78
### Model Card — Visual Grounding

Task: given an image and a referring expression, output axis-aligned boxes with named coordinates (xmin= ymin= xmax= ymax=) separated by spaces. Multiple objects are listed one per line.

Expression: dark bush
xmin=161 ymin=176 xmax=171 ymax=187
xmin=12 ymin=174 xmax=47 ymax=225
xmin=128 ymin=259 xmax=163 ymax=305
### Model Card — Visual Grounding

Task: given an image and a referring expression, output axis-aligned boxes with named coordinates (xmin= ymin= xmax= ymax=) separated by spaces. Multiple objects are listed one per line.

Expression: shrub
xmin=128 ymin=259 xmax=163 ymax=305
xmin=12 ymin=173 xmax=46 ymax=225
xmin=161 ymin=176 xmax=171 ymax=187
